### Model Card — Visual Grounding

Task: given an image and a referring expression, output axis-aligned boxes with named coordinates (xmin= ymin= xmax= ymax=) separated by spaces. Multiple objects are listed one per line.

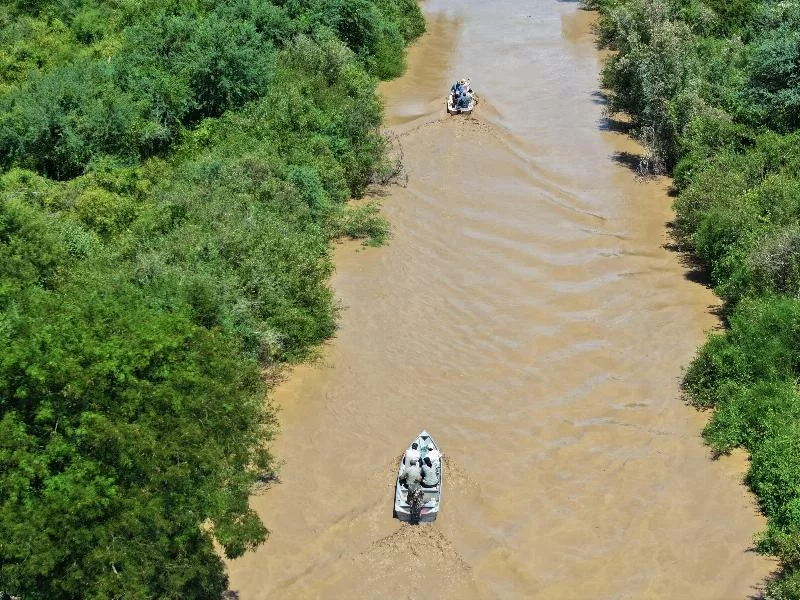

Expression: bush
xmin=703 ymin=0 xmax=761 ymax=35
xmin=684 ymin=298 xmax=800 ymax=407
xmin=749 ymin=422 xmax=800 ymax=530
xmin=702 ymin=380 xmax=800 ymax=454
xmin=0 ymin=0 xmax=417 ymax=597
xmin=750 ymin=227 xmax=800 ymax=298
xmin=0 ymin=197 xmax=71 ymax=301
xmin=744 ymin=27 xmax=800 ymax=131
xmin=0 ymin=269 xmax=273 ymax=598
xmin=673 ymin=112 xmax=753 ymax=190
xmin=600 ymin=0 xmax=699 ymax=170
xmin=329 ymin=201 xmax=390 ymax=246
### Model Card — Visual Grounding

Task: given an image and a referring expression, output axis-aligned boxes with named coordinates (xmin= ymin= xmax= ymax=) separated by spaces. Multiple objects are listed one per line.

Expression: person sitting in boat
xmin=426 ymin=446 xmax=441 ymax=466
xmin=421 ymin=456 xmax=439 ymax=488
xmin=400 ymin=461 xmax=422 ymax=490
xmin=399 ymin=442 xmax=420 ymax=480
xmin=403 ymin=442 xmax=421 ymax=467
xmin=451 ymin=78 xmax=471 ymax=99
xmin=458 ymin=90 xmax=472 ymax=109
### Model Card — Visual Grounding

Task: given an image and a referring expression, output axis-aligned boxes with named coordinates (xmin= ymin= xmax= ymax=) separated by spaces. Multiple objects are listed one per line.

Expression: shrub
xmin=702 ymin=380 xmax=800 ymax=454
xmin=600 ymin=0 xmax=699 ymax=170
xmin=0 ymin=1 xmax=416 ymax=596
xmin=744 ymin=26 xmax=800 ymax=131
xmin=0 ymin=270 xmax=273 ymax=598
xmin=683 ymin=297 xmax=800 ymax=408
xmin=329 ymin=201 xmax=390 ymax=246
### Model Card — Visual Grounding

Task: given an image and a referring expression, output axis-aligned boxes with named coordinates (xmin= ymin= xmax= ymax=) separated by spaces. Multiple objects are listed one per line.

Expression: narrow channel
xmin=227 ymin=1 xmax=774 ymax=597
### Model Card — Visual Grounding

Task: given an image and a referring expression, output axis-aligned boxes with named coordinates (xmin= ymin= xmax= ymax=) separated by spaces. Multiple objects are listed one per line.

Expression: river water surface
xmin=227 ymin=2 xmax=775 ymax=597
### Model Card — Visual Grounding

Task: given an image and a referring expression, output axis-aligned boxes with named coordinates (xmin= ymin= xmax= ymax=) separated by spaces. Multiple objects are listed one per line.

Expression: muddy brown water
xmin=227 ymin=2 xmax=775 ymax=597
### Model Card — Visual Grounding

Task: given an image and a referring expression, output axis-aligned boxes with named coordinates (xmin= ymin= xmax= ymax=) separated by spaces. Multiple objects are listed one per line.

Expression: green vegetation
xmin=0 ymin=1 xmax=423 ymax=597
xmin=585 ymin=0 xmax=800 ymax=595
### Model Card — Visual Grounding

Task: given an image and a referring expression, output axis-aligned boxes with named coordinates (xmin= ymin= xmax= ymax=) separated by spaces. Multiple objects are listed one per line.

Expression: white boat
xmin=394 ymin=430 xmax=443 ymax=523
xmin=447 ymin=92 xmax=475 ymax=115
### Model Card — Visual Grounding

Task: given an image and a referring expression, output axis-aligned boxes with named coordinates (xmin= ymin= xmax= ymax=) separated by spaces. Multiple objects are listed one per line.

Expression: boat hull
xmin=447 ymin=93 xmax=475 ymax=115
xmin=394 ymin=430 xmax=443 ymax=523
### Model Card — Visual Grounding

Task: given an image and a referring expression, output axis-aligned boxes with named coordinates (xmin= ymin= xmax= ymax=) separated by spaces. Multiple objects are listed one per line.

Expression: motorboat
xmin=394 ymin=430 xmax=443 ymax=523
xmin=447 ymin=92 xmax=475 ymax=114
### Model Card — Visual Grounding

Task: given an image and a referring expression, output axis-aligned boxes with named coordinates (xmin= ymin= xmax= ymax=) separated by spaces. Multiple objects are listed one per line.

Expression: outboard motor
xmin=407 ymin=485 xmax=425 ymax=524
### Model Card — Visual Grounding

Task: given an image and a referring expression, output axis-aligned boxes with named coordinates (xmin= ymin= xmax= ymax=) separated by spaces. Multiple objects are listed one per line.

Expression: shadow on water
xmin=592 ymin=92 xmax=635 ymax=133
xmin=661 ymin=221 xmax=727 ymax=326
xmin=662 ymin=222 xmax=712 ymax=289
xmin=593 ymin=93 xmax=635 ymax=134
xmin=747 ymin=582 xmax=770 ymax=600
xmin=610 ymin=150 xmax=647 ymax=174
xmin=598 ymin=117 xmax=632 ymax=134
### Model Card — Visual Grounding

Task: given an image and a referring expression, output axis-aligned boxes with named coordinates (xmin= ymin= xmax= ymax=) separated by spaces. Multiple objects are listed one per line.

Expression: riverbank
xmin=586 ymin=0 xmax=800 ymax=596
xmin=227 ymin=2 xmax=772 ymax=597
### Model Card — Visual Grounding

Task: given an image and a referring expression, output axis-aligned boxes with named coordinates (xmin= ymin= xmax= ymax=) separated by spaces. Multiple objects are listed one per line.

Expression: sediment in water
xmin=227 ymin=2 xmax=775 ymax=598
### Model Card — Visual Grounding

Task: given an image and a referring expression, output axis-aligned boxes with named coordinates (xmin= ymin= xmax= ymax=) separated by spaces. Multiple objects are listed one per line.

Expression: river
xmin=226 ymin=1 xmax=775 ymax=597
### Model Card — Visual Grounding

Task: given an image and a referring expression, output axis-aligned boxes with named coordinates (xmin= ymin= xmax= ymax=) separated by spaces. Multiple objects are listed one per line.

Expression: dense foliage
xmin=0 ymin=0 xmax=422 ymax=597
xmin=586 ymin=0 xmax=800 ymax=595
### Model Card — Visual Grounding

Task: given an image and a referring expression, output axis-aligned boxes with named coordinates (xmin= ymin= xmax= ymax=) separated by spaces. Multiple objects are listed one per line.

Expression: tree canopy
xmin=0 ymin=0 xmax=423 ymax=597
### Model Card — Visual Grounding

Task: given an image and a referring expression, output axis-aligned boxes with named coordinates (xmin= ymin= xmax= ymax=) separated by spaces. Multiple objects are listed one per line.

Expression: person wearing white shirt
xmin=403 ymin=442 xmax=421 ymax=467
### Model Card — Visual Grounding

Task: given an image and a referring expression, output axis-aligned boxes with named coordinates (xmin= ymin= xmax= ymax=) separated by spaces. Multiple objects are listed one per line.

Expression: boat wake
xmin=369 ymin=524 xmax=471 ymax=574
